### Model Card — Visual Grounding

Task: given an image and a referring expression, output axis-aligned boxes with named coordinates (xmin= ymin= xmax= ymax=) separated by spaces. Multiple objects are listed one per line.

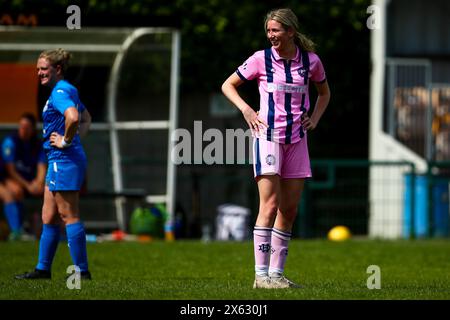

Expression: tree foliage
xmin=3 ymin=0 xmax=372 ymax=157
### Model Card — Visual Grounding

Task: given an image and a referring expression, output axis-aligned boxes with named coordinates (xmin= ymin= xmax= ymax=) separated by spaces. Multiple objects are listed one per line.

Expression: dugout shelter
xmin=0 ymin=26 xmax=181 ymax=237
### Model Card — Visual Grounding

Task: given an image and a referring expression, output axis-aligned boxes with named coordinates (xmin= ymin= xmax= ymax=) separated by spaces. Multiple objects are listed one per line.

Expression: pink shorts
xmin=252 ymin=136 xmax=312 ymax=179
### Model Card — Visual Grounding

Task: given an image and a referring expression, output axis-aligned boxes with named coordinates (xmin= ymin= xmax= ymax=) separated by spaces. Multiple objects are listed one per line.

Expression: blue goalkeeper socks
xmin=66 ymin=221 xmax=89 ymax=272
xmin=4 ymin=202 xmax=21 ymax=233
xmin=36 ymin=224 xmax=60 ymax=271
xmin=35 ymin=222 xmax=89 ymax=272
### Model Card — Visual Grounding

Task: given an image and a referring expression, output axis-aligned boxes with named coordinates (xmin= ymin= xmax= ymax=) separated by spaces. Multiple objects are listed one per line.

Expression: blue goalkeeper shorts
xmin=45 ymin=159 xmax=86 ymax=192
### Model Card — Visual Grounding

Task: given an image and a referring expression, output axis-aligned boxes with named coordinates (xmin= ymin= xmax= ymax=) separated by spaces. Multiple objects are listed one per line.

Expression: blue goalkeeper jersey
xmin=42 ymin=79 xmax=87 ymax=162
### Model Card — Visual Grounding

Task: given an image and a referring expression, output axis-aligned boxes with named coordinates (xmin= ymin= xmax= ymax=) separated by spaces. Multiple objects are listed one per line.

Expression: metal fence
xmin=171 ymin=159 xmax=450 ymax=240
xmin=296 ymin=159 xmax=450 ymax=239
xmin=385 ymin=58 xmax=450 ymax=161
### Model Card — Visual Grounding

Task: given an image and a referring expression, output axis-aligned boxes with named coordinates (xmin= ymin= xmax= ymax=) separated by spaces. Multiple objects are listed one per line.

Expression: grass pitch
xmin=1 ymin=239 xmax=450 ymax=300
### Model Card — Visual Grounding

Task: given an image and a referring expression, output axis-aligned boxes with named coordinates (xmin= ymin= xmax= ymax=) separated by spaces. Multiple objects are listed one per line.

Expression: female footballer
xmin=15 ymin=48 xmax=92 ymax=280
xmin=222 ymin=8 xmax=330 ymax=288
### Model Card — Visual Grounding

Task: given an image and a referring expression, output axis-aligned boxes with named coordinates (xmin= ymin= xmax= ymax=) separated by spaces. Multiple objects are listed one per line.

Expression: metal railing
xmin=385 ymin=58 xmax=450 ymax=161
xmin=296 ymin=159 xmax=449 ymax=239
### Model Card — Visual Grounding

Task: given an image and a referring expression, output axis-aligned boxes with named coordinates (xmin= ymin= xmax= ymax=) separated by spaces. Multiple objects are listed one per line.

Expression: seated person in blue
xmin=0 ymin=113 xmax=47 ymax=240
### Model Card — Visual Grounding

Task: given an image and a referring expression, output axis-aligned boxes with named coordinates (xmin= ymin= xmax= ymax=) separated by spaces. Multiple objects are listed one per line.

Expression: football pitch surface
xmin=1 ymin=239 xmax=450 ymax=300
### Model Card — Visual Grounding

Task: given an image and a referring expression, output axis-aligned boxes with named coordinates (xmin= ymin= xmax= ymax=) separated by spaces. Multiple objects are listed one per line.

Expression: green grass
xmin=1 ymin=239 xmax=450 ymax=300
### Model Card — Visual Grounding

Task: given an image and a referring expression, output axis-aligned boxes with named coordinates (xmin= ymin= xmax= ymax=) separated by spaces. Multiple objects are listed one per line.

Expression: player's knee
xmin=59 ymin=213 xmax=79 ymax=225
xmin=260 ymin=201 xmax=278 ymax=220
xmin=278 ymin=206 xmax=298 ymax=220
xmin=0 ymin=189 xmax=13 ymax=203
xmin=56 ymin=200 xmax=72 ymax=214
xmin=41 ymin=211 xmax=57 ymax=224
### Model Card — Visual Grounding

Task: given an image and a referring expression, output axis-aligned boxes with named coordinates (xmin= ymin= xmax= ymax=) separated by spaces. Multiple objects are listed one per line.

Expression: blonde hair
xmin=39 ymin=48 xmax=72 ymax=74
xmin=264 ymin=8 xmax=316 ymax=52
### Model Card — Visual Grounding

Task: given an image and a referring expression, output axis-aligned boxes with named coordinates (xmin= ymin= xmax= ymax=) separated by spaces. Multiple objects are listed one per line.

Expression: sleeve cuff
xmin=235 ymin=69 xmax=248 ymax=82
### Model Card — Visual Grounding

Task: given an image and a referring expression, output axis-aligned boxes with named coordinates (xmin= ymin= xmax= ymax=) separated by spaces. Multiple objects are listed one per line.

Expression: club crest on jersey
xmin=266 ymin=154 xmax=276 ymax=166
xmin=298 ymin=67 xmax=308 ymax=77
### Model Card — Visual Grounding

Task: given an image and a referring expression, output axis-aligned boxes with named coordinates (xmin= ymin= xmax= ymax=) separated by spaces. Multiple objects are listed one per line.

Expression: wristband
xmin=61 ymin=137 xmax=72 ymax=148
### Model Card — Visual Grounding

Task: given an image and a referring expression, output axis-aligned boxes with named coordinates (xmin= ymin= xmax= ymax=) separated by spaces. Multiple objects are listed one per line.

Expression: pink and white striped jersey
xmin=236 ymin=46 xmax=326 ymax=144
